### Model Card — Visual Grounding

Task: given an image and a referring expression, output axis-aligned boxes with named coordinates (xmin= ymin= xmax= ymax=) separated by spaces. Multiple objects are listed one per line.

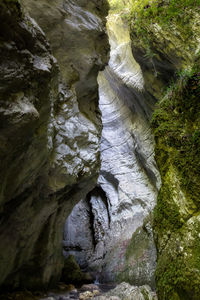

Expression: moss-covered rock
xmin=152 ymin=65 xmax=200 ymax=299
xmin=61 ymin=255 xmax=92 ymax=285
xmin=116 ymin=216 xmax=157 ymax=289
xmin=155 ymin=214 xmax=200 ymax=300
xmin=121 ymin=1 xmax=200 ymax=298
xmin=128 ymin=0 xmax=200 ymax=100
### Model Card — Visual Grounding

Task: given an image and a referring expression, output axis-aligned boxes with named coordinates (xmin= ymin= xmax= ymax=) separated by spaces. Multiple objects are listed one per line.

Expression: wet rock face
xmin=63 ymin=15 xmax=161 ymax=288
xmin=0 ymin=0 xmax=109 ymax=290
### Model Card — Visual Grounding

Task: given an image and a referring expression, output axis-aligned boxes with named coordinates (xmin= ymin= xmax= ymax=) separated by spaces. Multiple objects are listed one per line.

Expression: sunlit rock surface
xmin=107 ymin=15 xmax=144 ymax=90
xmin=64 ymin=15 xmax=161 ymax=288
xmin=130 ymin=9 xmax=200 ymax=100
xmin=0 ymin=0 xmax=109 ymax=290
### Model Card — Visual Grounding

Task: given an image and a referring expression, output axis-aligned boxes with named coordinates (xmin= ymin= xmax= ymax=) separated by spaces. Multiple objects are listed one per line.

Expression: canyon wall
xmin=63 ymin=15 xmax=161 ymax=288
xmin=0 ymin=0 xmax=109 ymax=290
xmin=128 ymin=2 xmax=200 ymax=299
xmin=1 ymin=1 xmax=200 ymax=299
xmin=63 ymin=3 xmax=200 ymax=299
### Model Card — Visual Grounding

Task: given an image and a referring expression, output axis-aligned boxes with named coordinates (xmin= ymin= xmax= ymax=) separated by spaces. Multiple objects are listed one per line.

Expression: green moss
xmin=130 ymin=0 xmax=200 ymax=23
xmin=116 ymin=216 xmax=156 ymax=288
xmin=154 ymin=183 xmax=183 ymax=237
xmin=152 ymin=63 xmax=200 ymax=298
xmin=155 ymin=218 xmax=200 ymax=299
xmin=152 ymin=68 xmax=200 ymax=209
xmin=129 ymin=0 xmax=200 ymax=38
xmin=125 ymin=226 xmax=149 ymax=261
xmin=125 ymin=0 xmax=200 ymax=72
xmin=141 ymin=287 xmax=151 ymax=300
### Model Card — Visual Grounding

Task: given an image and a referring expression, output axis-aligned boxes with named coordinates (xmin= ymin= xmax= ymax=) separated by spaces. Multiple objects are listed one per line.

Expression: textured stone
xmin=63 ymin=15 xmax=161 ymax=287
xmin=61 ymin=255 xmax=92 ymax=285
xmin=128 ymin=4 xmax=200 ymax=299
xmin=80 ymin=290 xmax=100 ymax=300
xmin=63 ymin=199 xmax=94 ymax=269
xmin=0 ymin=0 xmax=109 ymax=291
xmin=152 ymin=73 xmax=200 ymax=299
xmin=93 ymin=282 xmax=157 ymax=300
xmin=80 ymin=284 xmax=100 ymax=292
xmin=130 ymin=8 xmax=200 ymax=100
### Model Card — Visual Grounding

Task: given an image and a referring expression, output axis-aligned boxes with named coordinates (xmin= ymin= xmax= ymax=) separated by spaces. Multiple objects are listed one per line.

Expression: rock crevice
xmin=63 ymin=14 xmax=161 ymax=288
xmin=0 ymin=0 xmax=109 ymax=290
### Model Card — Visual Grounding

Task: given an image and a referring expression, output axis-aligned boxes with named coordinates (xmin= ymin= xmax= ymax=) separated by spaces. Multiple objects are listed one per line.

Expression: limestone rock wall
xmin=130 ymin=7 xmax=200 ymax=100
xmin=63 ymin=15 xmax=161 ymax=288
xmin=0 ymin=0 xmax=109 ymax=291
xmin=22 ymin=0 xmax=109 ymax=124
xmin=128 ymin=3 xmax=200 ymax=299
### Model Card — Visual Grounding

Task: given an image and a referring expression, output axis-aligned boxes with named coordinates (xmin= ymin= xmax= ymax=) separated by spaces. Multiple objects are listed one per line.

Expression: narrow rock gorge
xmin=63 ymin=14 xmax=161 ymax=288
xmin=0 ymin=1 xmax=200 ymax=300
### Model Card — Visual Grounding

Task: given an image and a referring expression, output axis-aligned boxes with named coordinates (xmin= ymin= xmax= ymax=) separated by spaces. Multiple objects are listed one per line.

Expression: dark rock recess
xmin=0 ymin=0 xmax=109 ymax=291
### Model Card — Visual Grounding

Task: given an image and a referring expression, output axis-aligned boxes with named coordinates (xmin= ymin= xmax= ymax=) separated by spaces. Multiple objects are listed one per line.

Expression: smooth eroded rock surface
xmin=63 ymin=15 xmax=161 ymax=288
xmin=0 ymin=0 xmax=109 ymax=290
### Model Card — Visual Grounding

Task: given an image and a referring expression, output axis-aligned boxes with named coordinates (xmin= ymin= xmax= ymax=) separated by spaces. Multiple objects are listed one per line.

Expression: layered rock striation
xmin=63 ymin=15 xmax=161 ymax=288
xmin=0 ymin=0 xmax=109 ymax=291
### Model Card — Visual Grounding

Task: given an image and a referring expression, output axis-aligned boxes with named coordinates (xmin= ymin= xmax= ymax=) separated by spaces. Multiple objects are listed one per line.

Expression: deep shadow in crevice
xmin=86 ymin=185 xmax=111 ymax=234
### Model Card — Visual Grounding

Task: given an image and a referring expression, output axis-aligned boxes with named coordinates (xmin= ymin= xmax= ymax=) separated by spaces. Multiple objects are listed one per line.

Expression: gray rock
xmin=41 ymin=298 xmax=56 ymax=300
xmin=93 ymin=282 xmax=157 ymax=300
xmin=0 ymin=0 xmax=109 ymax=290
xmin=95 ymin=297 xmax=120 ymax=300
xmin=80 ymin=284 xmax=100 ymax=292
xmin=63 ymin=15 xmax=161 ymax=287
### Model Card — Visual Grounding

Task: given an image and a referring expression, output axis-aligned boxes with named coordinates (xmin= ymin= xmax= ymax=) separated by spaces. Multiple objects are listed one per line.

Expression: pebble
xmin=79 ymin=291 xmax=93 ymax=300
